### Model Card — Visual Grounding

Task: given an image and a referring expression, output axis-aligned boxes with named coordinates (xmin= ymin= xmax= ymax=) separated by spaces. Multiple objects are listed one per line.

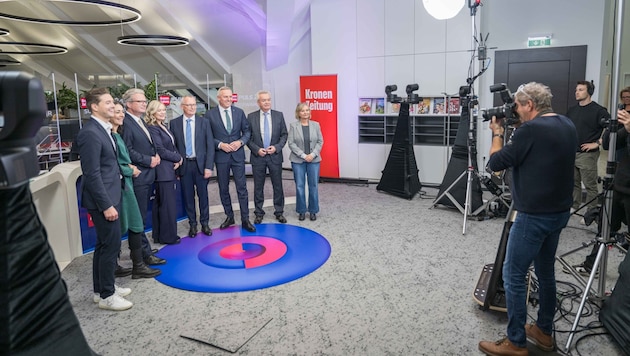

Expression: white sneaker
xmin=93 ymin=284 xmax=132 ymax=303
xmin=98 ymin=294 xmax=133 ymax=311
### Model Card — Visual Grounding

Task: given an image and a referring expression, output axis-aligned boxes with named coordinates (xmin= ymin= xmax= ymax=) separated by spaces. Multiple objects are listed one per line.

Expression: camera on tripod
xmin=385 ymin=84 xmax=421 ymax=104
xmin=481 ymin=83 xmax=520 ymax=125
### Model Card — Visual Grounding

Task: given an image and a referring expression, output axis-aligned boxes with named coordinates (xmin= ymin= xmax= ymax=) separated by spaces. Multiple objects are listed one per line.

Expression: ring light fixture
xmin=0 ymin=0 xmax=141 ymax=26
xmin=0 ymin=42 xmax=68 ymax=55
xmin=422 ymin=0 xmax=465 ymax=20
xmin=0 ymin=28 xmax=9 ymax=36
xmin=117 ymin=35 xmax=190 ymax=47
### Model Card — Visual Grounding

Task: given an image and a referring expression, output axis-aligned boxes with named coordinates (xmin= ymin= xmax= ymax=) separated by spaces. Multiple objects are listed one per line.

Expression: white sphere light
xmin=423 ymin=0 xmax=465 ymax=20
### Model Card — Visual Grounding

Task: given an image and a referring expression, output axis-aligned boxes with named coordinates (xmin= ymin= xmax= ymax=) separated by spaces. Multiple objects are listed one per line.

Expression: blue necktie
xmin=225 ymin=109 xmax=232 ymax=132
xmin=263 ymin=112 xmax=271 ymax=148
xmin=185 ymin=118 xmax=193 ymax=157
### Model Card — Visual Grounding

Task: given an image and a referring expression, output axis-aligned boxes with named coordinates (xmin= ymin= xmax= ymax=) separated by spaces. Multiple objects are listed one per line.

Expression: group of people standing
xmin=77 ymin=86 xmax=323 ymax=311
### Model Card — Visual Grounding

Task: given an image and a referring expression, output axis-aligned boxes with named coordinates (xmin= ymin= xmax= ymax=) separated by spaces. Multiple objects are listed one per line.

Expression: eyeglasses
xmin=181 ymin=104 xmax=196 ymax=107
xmin=516 ymin=84 xmax=533 ymax=101
xmin=129 ymin=100 xmax=147 ymax=104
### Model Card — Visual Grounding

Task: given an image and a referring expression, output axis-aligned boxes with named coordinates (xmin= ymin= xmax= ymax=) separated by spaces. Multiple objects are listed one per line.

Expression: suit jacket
xmin=204 ymin=105 xmax=250 ymax=164
xmin=170 ymin=114 xmax=215 ymax=175
xmin=246 ymin=109 xmax=288 ymax=166
xmin=288 ymin=120 xmax=324 ymax=163
xmin=77 ymin=118 xmax=121 ymax=211
xmin=121 ymin=113 xmax=157 ymax=185
xmin=147 ymin=125 xmax=182 ymax=182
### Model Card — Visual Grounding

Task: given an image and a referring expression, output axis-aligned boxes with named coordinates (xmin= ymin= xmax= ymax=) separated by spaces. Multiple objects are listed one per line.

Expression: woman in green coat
xmin=112 ymin=102 xmax=161 ymax=279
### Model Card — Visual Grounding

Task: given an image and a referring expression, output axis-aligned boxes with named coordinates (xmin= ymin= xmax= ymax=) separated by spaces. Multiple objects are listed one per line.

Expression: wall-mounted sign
xmin=80 ymin=97 xmax=87 ymax=109
xmin=159 ymin=95 xmax=170 ymax=106
xmin=232 ymin=93 xmax=238 ymax=102
xmin=528 ymin=36 xmax=551 ymax=48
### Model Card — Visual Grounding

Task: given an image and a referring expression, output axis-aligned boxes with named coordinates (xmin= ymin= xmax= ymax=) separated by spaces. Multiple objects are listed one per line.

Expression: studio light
xmin=117 ymin=35 xmax=190 ymax=47
xmin=422 ymin=0 xmax=465 ymax=20
xmin=0 ymin=28 xmax=9 ymax=36
xmin=0 ymin=42 xmax=68 ymax=55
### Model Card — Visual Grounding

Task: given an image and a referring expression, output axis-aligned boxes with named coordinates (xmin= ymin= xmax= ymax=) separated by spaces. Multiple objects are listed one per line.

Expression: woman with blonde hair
xmin=287 ymin=103 xmax=324 ymax=221
xmin=145 ymin=100 xmax=182 ymax=244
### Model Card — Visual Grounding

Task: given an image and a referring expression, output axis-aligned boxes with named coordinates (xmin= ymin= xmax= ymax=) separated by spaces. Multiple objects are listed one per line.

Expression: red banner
xmin=299 ymin=75 xmax=339 ymax=178
xmin=159 ymin=95 xmax=171 ymax=106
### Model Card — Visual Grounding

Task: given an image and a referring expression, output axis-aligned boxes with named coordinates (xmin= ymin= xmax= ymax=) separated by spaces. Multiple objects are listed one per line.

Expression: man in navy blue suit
xmin=205 ymin=86 xmax=256 ymax=232
xmin=170 ymin=96 xmax=215 ymax=237
xmin=246 ymin=90 xmax=288 ymax=224
xmin=121 ymin=88 xmax=165 ymax=266
xmin=77 ymin=88 xmax=132 ymax=311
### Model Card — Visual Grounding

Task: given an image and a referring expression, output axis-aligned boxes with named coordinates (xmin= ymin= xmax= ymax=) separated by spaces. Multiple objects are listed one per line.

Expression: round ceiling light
xmin=0 ymin=42 xmax=68 ymax=55
xmin=117 ymin=35 xmax=190 ymax=47
xmin=0 ymin=28 xmax=9 ymax=36
xmin=0 ymin=58 xmax=20 ymax=66
xmin=422 ymin=0 xmax=465 ymax=20
xmin=0 ymin=0 xmax=141 ymax=26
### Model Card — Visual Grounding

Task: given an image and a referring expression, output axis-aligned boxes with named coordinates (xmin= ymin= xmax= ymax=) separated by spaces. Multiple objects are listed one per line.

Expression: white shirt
xmin=128 ymin=112 xmax=152 ymax=142
xmin=92 ymin=116 xmax=116 ymax=150
xmin=260 ymin=110 xmax=272 ymax=143
xmin=220 ymin=106 xmax=232 ymax=130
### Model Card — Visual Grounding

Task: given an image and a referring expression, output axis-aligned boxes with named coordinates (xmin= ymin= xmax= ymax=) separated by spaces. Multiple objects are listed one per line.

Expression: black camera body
xmin=481 ymin=83 xmax=520 ymax=125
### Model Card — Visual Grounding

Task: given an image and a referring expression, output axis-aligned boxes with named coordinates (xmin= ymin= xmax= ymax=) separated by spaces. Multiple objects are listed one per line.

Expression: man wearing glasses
xmin=479 ymin=82 xmax=577 ymax=356
xmin=170 ymin=96 xmax=215 ymax=237
xmin=566 ymin=81 xmax=610 ymax=215
xmin=121 ymin=88 xmax=166 ymax=268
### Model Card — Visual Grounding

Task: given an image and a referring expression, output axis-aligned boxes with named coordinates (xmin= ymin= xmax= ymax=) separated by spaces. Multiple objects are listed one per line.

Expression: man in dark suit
xmin=77 ymin=88 xmax=132 ymax=311
xmin=121 ymin=88 xmax=165 ymax=266
xmin=170 ymin=96 xmax=215 ymax=237
xmin=204 ymin=86 xmax=256 ymax=232
xmin=247 ymin=90 xmax=288 ymax=224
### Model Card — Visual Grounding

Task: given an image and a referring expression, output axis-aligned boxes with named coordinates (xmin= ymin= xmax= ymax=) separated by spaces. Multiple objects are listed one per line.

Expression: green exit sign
xmin=528 ymin=36 xmax=552 ymax=47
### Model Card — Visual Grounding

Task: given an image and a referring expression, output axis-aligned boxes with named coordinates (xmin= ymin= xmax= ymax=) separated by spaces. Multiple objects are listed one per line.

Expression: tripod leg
xmin=564 ymin=242 xmax=607 ymax=352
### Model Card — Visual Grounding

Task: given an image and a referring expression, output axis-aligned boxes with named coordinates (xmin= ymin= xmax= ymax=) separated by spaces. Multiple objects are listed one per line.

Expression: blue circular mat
xmin=153 ymin=224 xmax=331 ymax=292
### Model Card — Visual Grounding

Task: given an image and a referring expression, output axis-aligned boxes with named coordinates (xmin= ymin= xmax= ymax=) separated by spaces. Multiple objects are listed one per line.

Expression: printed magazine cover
xmin=374 ymin=98 xmax=385 ymax=114
xmin=447 ymin=97 xmax=460 ymax=114
xmin=432 ymin=98 xmax=445 ymax=114
xmin=417 ymin=98 xmax=431 ymax=114
xmin=359 ymin=98 xmax=373 ymax=114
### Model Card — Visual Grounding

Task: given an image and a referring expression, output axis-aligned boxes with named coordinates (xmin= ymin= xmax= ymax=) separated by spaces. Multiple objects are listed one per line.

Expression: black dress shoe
xmin=298 ymin=213 xmax=305 ymax=221
xmin=276 ymin=215 xmax=287 ymax=223
xmin=254 ymin=215 xmax=263 ymax=224
xmin=242 ymin=220 xmax=256 ymax=232
xmin=220 ymin=216 xmax=235 ymax=229
xmin=165 ymin=238 xmax=181 ymax=245
xmin=201 ymin=225 xmax=212 ymax=236
xmin=144 ymin=255 xmax=166 ymax=265
xmin=114 ymin=264 xmax=132 ymax=278
xmin=188 ymin=226 xmax=198 ymax=238
xmin=132 ymin=265 xmax=161 ymax=279
xmin=310 ymin=213 xmax=317 ymax=221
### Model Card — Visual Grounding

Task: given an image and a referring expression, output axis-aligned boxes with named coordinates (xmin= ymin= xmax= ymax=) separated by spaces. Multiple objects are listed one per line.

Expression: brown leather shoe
xmin=525 ymin=322 xmax=553 ymax=351
xmin=479 ymin=337 xmax=527 ymax=356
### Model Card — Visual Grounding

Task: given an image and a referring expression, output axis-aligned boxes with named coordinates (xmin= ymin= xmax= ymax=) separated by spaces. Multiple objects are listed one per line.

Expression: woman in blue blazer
xmin=146 ymin=100 xmax=182 ymax=244
xmin=287 ymin=102 xmax=324 ymax=221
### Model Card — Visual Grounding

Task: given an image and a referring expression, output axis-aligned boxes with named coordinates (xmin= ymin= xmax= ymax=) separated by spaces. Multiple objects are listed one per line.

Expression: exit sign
xmin=528 ymin=36 xmax=551 ymax=47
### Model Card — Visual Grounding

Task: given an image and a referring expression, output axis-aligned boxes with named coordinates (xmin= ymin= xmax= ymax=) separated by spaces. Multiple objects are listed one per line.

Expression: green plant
xmin=56 ymin=82 xmax=78 ymax=110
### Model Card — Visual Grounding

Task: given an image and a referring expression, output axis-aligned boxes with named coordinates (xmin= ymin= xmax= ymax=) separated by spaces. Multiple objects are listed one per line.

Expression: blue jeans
xmin=292 ymin=161 xmax=320 ymax=214
xmin=503 ymin=211 xmax=569 ymax=347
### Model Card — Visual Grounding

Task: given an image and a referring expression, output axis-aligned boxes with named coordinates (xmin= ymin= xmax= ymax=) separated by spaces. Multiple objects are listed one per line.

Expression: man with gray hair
xmin=121 ymin=88 xmax=166 ymax=270
xmin=479 ymin=82 xmax=577 ymax=355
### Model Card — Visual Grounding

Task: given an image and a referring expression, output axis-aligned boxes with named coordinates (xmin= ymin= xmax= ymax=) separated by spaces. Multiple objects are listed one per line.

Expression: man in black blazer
xmin=204 ymin=86 xmax=256 ymax=232
xmin=170 ymin=96 xmax=215 ymax=237
xmin=247 ymin=90 xmax=288 ymax=224
xmin=121 ymin=88 xmax=165 ymax=266
xmin=77 ymin=88 xmax=132 ymax=311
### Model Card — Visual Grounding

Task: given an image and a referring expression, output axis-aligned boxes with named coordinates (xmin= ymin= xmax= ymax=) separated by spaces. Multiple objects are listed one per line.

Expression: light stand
xmin=561 ymin=0 xmax=625 ymax=352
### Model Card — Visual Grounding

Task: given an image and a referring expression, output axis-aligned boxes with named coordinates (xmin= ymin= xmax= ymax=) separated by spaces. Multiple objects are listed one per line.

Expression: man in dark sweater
xmin=566 ymin=81 xmax=610 ymax=212
xmin=479 ymin=82 xmax=577 ymax=356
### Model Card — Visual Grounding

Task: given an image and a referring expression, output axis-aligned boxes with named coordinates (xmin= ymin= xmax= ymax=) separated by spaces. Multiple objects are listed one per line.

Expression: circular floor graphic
xmin=153 ymin=224 xmax=331 ymax=292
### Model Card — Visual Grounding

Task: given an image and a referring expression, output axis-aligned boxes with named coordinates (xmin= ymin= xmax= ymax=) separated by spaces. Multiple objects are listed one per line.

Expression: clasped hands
xmin=220 ymin=140 xmax=242 ymax=153
xmin=257 ymin=145 xmax=277 ymax=157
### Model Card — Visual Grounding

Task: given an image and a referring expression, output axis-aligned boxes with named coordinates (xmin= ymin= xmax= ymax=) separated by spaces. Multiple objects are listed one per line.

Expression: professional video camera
xmin=481 ymin=83 xmax=520 ymax=125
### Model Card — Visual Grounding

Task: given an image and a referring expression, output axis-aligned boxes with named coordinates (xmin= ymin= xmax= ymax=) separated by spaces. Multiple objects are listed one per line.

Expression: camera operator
xmin=479 ymin=82 xmax=577 ymax=356
xmin=567 ymin=81 xmax=610 ymax=215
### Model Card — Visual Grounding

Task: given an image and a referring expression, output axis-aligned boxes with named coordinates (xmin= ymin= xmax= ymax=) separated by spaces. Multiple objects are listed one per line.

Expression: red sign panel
xmin=232 ymin=93 xmax=238 ymax=103
xmin=80 ymin=97 xmax=87 ymax=109
xmin=299 ymin=74 xmax=339 ymax=178
xmin=159 ymin=95 xmax=171 ymax=106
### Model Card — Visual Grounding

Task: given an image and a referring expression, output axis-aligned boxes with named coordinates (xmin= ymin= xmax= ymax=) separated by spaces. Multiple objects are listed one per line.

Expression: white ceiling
xmin=0 ymin=0 xmax=311 ymax=103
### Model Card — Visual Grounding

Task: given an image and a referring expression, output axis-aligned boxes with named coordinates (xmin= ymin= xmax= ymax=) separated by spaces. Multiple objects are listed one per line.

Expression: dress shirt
xmin=260 ymin=110 xmax=272 ymax=146
xmin=128 ymin=112 xmax=152 ymax=142
xmin=184 ymin=115 xmax=196 ymax=157
xmin=92 ymin=116 xmax=116 ymax=150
